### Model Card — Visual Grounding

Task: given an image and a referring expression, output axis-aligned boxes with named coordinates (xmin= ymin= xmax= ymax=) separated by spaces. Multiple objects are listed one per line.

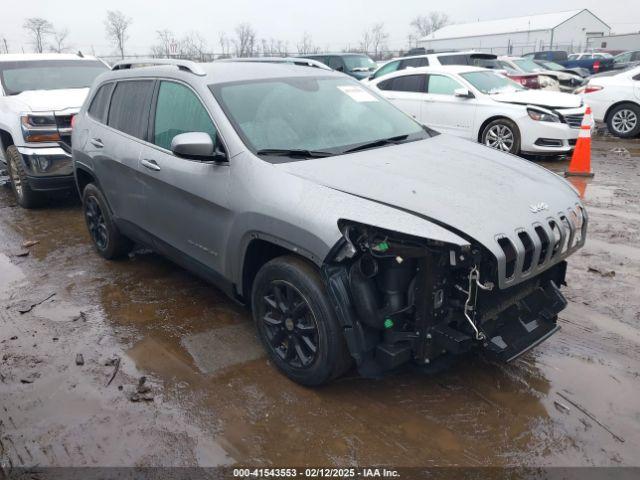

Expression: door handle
xmin=90 ymin=138 xmax=104 ymax=148
xmin=141 ymin=159 xmax=161 ymax=172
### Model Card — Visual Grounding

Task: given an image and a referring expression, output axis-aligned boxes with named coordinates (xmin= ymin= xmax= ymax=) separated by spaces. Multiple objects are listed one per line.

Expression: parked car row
xmin=1 ymin=54 xmax=588 ymax=386
xmin=365 ymin=65 xmax=585 ymax=156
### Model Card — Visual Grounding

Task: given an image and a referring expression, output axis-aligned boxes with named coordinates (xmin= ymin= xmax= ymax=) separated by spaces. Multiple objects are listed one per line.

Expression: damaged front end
xmin=322 ymin=221 xmax=570 ymax=376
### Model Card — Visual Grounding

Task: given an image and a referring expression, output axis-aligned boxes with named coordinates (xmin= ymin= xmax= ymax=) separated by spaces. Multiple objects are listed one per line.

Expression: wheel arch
xmin=603 ymin=100 xmax=640 ymax=124
xmin=0 ymin=129 xmax=15 ymax=158
xmin=75 ymin=165 xmax=96 ymax=197
xmin=238 ymin=236 xmax=323 ymax=304
xmin=476 ymin=115 xmax=519 ymax=143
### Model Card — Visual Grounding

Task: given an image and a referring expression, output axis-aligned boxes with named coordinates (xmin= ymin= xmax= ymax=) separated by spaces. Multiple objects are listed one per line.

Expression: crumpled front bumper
xmin=16 ymin=146 xmax=75 ymax=191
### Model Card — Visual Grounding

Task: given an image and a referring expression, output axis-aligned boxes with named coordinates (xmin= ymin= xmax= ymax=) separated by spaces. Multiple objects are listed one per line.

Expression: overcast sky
xmin=2 ymin=0 xmax=639 ymax=56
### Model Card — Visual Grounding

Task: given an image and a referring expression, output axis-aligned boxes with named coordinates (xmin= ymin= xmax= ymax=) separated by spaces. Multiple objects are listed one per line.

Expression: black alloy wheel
xmin=261 ymin=280 xmax=319 ymax=369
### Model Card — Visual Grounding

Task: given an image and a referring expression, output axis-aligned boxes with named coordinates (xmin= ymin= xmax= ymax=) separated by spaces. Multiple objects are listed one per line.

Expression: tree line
xmin=12 ymin=10 xmax=450 ymax=60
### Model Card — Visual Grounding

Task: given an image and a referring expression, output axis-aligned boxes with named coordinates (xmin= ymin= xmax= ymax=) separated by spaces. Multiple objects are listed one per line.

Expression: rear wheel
xmin=607 ymin=103 xmax=640 ymax=138
xmin=251 ymin=255 xmax=351 ymax=386
xmin=82 ymin=183 xmax=132 ymax=259
xmin=481 ymin=118 xmax=521 ymax=155
xmin=5 ymin=146 xmax=45 ymax=208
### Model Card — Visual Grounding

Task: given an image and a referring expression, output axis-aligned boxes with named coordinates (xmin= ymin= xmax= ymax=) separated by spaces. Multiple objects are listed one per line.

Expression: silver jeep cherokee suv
xmin=72 ymin=59 xmax=587 ymax=386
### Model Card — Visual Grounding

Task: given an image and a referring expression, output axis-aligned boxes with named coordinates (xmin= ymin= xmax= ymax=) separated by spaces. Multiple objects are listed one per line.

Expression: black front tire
xmin=5 ymin=146 xmax=45 ymax=208
xmin=82 ymin=183 xmax=132 ymax=259
xmin=607 ymin=103 xmax=640 ymax=138
xmin=251 ymin=255 xmax=352 ymax=386
xmin=481 ymin=118 xmax=521 ymax=155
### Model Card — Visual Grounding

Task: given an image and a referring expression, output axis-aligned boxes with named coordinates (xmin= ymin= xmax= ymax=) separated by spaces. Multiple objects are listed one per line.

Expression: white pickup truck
xmin=0 ymin=53 xmax=109 ymax=208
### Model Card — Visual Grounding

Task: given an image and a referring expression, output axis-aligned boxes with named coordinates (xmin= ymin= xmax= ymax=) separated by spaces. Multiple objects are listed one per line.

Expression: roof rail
xmin=111 ymin=58 xmax=207 ymax=76
xmin=220 ymin=57 xmax=332 ymax=71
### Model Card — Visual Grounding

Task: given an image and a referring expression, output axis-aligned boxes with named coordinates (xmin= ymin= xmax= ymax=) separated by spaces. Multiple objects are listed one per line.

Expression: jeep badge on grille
xmin=529 ymin=202 xmax=549 ymax=213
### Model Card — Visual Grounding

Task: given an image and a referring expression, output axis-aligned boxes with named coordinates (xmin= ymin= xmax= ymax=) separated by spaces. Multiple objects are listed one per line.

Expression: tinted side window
xmin=326 ymin=56 xmax=344 ymax=70
xmin=107 ymin=80 xmax=154 ymax=139
xmin=438 ymin=54 xmax=467 ymax=65
xmin=382 ymin=74 xmax=426 ymax=93
xmin=153 ymin=81 xmax=217 ymax=151
xmin=373 ymin=60 xmax=400 ymax=79
xmin=427 ymin=74 xmax=463 ymax=95
xmin=88 ymin=83 xmax=114 ymax=123
xmin=401 ymin=57 xmax=429 ymax=68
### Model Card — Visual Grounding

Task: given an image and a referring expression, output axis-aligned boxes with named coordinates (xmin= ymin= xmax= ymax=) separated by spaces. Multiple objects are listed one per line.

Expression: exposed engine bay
xmin=323 ymin=222 xmax=569 ymax=375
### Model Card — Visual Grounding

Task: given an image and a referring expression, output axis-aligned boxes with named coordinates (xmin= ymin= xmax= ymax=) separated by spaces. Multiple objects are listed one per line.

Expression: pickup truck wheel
xmin=481 ymin=119 xmax=521 ymax=155
xmin=252 ymin=255 xmax=352 ymax=386
xmin=5 ymin=146 xmax=45 ymax=208
xmin=82 ymin=183 xmax=132 ymax=259
xmin=607 ymin=103 xmax=640 ymax=138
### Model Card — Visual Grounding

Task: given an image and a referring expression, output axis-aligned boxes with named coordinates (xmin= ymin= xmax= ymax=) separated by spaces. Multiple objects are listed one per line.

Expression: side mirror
xmin=171 ymin=132 xmax=224 ymax=161
xmin=454 ymin=88 xmax=474 ymax=98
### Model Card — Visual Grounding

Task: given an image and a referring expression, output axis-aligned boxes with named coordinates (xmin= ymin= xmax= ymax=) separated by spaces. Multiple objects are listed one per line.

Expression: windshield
xmin=211 ymin=76 xmax=427 ymax=156
xmin=0 ymin=60 xmax=108 ymax=95
xmin=513 ymin=58 xmax=544 ymax=73
xmin=461 ymin=71 xmax=525 ymax=94
xmin=343 ymin=55 xmax=377 ymax=72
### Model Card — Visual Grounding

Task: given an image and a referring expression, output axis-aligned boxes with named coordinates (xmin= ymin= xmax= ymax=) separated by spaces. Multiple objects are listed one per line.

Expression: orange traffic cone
xmin=565 ymin=106 xmax=594 ymax=178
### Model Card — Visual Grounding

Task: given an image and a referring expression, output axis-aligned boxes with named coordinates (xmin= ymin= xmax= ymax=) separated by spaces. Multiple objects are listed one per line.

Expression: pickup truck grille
xmin=55 ymin=114 xmax=73 ymax=150
xmin=495 ymin=205 xmax=587 ymax=288
xmin=562 ymin=113 xmax=584 ymax=128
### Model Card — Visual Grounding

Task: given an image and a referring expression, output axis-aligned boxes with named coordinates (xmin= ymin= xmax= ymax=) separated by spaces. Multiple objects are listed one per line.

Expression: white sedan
xmin=577 ymin=66 xmax=640 ymax=138
xmin=367 ymin=65 xmax=587 ymax=156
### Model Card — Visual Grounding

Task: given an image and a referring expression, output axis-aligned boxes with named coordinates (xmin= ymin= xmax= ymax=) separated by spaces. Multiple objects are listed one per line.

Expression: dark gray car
xmin=72 ymin=59 xmax=587 ymax=385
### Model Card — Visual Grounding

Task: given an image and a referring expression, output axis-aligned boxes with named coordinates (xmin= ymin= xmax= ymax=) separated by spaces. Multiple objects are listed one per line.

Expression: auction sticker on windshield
xmin=337 ymin=85 xmax=378 ymax=102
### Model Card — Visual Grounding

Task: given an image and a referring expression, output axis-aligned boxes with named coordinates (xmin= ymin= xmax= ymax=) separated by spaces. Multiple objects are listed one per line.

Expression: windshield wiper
xmin=256 ymin=148 xmax=334 ymax=158
xmin=342 ymin=134 xmax=411 ymax=154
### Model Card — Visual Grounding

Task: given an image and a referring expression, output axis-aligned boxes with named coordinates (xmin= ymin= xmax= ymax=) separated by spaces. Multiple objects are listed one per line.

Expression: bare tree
xmin=370 ymin=23 xmax=389 ymax=59
xmin=219 ymin=32 xmax=231 ymax=57
xmin=23 ymin=17 xmax=53 ymax=53
xmin=50 ymin=28 xmax=70 ymax=53
xmin=410 ymin=11 xmax=450 ymax=38
xmin=150 ymin=29 xmax=174 ymax=57
xmin=358 ymin=28 xmax=372 ymax=54
xmin=104 ymin=10 xmax=132 ymax=59
xmin=1 ymin=38 xmax=9 ymax=54
xmin=296 ymin=32 xmax=318 ymax=54
xmin=233 ymin=23 xmax=256 ymax=57
xmin=181 ymin=31 xmax=207 ymax=60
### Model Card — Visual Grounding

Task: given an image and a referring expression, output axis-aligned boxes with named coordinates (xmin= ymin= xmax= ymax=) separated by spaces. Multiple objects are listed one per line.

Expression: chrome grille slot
xmin=534 ymin=226 xmax=550 ymax=265
xmin=498 ymin=237 xmax=517 ymax=279
xmin=517 ymin=231 xmax=534 ymax=273
xmin=563 ymin=113 xmax=584 ymax=128
xmin=560 ymin=215 xmax=574 ymax=253
xmin=549 ymin=220 xmax=562 ymax=258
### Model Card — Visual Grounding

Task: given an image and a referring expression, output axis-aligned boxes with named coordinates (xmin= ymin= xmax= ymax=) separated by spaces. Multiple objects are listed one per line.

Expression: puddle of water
xmin=182 ymin=323 xmax=265 ymax=375
xmin=0 ymin=252 xmax=25 ymax=293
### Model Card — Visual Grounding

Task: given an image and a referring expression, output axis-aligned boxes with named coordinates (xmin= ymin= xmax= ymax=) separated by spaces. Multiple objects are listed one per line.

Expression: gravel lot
xmin=1 ymin=135 xmax=639 ymax=469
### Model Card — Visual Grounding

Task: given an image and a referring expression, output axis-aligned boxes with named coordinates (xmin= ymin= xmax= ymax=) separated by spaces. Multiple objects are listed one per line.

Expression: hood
xmin=14 ymin=88 xmax=90 ymax=112
xmin=492 ymin=90 xmax=582 ymax=109
xmin=279 ymin=134 xmax=581 ymax=273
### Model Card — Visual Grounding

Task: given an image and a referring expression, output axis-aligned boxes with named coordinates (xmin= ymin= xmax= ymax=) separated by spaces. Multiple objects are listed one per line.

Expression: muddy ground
xmin=1 ymin=135 xmax=639 ymax=470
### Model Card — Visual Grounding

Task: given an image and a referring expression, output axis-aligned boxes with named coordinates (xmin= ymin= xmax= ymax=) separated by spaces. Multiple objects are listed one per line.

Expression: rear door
xmin=137 ymin=79 xmax=232 ymax=273
xmin=421 ymin=74 xmax=476 ymax=138
xmin=87 ymin=79 xmax=154 ymax=225
xmin=376 ymin=74 xmax=426 ymax=120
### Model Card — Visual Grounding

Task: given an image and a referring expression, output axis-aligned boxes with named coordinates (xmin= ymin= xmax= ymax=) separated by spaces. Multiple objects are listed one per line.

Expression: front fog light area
xmin=35 ymin=156 xmax=51 ymax=172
